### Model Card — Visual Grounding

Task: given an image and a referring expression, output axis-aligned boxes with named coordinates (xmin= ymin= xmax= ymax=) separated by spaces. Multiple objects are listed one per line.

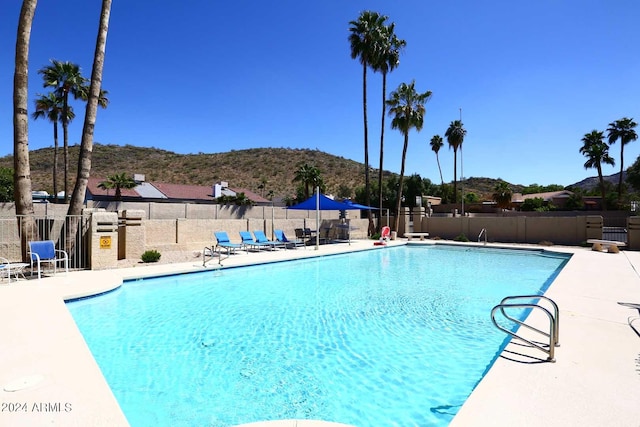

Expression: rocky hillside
xmin=1 ymin=144 xmax=614 ymax=200
xmin=0 ymin=144 xmax=388 ymax=199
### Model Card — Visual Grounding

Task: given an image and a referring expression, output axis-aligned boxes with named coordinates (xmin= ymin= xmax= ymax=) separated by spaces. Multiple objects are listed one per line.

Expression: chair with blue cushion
xmin=28 ymin=240 xmax=69 ymax=279
xmin=239 ymin=230 xmax=271 ymax=251
xmin=274 ymin=229 xmax=305 ymax=249
xmin=252 ymin=230 xmax=282 ymax=251
xmin=213 ymin=231 xmax=242 ymax=255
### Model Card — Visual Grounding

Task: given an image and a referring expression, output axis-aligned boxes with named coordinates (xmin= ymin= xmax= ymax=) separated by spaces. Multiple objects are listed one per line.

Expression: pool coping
xmin=1 ymin=240 xmax=639 ymax=426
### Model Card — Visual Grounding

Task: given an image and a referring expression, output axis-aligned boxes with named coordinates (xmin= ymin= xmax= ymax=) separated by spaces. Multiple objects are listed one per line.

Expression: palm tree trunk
xmin=377 ymin=71 xmax=387 ymax=232
xmin=598 ymin=164 xmax=607 ymax=211
xmin=362 ymin=64 xmax=373 ymax=236
xmin=53 ymin=121 xmax=58 ymax=202
xmin=394 ymin=133 xmax=409 ymax=233
xmin=436 ymin=153 xmax=444 ymax=185
xmin=62 ymin=93 xmax=69 ymax=204
xmin=66 ymin=0 xmax=111 ymax=251
xmin=13 ymin=0 xmax=38 ymax=261
xmin=618 ymin=144 xmax=624 ymax=206
xmin=453 ymin=149 xmax=458 ymax=207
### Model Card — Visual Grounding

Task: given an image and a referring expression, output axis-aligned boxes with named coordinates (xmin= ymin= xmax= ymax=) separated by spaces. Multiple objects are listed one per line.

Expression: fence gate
xmin=1 ymin=215 xmax=91 ymax=270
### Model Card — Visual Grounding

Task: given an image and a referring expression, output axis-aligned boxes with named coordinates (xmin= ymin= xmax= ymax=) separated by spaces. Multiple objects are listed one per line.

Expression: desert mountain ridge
xmin=0 ymin=144 xmax=613 ymax=200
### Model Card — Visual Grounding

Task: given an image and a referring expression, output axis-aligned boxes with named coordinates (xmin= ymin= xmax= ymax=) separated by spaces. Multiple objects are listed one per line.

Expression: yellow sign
xmin=100 ymin=236 xmax=112 ymax=249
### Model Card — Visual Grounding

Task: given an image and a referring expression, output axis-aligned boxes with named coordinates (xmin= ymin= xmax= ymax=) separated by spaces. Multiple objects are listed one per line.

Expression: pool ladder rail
xmin=491 ymin=295 xmax=560 ymax=362
xmin=478 ymin=228 xmax=487 ymax=245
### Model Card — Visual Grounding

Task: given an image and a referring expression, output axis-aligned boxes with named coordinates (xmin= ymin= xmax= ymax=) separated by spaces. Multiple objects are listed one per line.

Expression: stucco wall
xmin=420 ymin=215 xmax=598 ymax=245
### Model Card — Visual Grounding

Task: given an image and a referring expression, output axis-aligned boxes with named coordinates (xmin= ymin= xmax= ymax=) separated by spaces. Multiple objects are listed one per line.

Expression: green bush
xmin=141 ymin=249 xmax=161 ymax=263
xmin=453 ymin=233 xmax=470 ymax=242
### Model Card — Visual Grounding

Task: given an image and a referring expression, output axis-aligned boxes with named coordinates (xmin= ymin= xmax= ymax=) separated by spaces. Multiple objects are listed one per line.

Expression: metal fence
xmin=603 ymin=226 xmax=627 ymax=243
xmin=0 ymin=215 xmax=90 ymax=269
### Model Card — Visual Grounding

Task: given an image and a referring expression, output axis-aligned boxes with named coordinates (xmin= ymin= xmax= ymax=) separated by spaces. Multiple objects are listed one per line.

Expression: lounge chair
xmin=274 ymin=229 xmax=305 ymax=249
xmin=253 ymin=230 xmax=282 ymax=251
xmin=239 ymin=230 xmax=272 ymax=251
xmin=0 ymin=257 xmax=28 ymax=282
xmin=28 ymin=240 xmax=69 ymax=279
xmin=213 ymin=231 xmax=242 ymax=255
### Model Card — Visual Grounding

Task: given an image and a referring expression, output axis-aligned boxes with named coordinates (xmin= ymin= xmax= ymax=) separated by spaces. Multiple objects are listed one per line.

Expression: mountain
xmin=0 ymin=143 xmax=617 ymax=200
xmin=0 ymin=144 xmax=391 ymax=199
xmin=566 ymin=172 xmax=624 ymax=192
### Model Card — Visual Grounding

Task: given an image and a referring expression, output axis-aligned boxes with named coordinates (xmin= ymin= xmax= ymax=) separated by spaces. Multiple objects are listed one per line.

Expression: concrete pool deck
xmin=1 ymin=240 xmax=639 ymax=426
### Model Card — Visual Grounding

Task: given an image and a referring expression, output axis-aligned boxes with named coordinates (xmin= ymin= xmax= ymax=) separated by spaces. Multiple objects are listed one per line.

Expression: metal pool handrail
xmin=491 ymin=295 xmax=560 ymax=362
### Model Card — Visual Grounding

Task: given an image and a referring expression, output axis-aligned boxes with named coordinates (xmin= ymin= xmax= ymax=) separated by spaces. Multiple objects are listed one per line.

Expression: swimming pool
xmin=67 ymin=245 xmax=570 ymax=427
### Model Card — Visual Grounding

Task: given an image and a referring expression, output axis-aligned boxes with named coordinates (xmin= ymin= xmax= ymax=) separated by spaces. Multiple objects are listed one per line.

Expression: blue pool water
xmin=67 ymin=245 xmax=569 ymax=427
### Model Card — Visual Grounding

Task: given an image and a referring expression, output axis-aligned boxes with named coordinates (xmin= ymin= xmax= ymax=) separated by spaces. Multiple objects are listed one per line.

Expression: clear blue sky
xmin=2 ymin=0 xmax=640 ymax=187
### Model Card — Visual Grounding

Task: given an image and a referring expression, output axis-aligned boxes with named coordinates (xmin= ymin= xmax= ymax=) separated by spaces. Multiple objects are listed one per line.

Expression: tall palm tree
xmin=492 ymin=181 xmax=512 ymax=210
xmin=607 ymin=117 xmax=638 ymax=206
xmin=13 ymin=0 xmax=38 ymax=260
xmin=445 ymin=120 xmax=467 ymax=205
xmin=98 ymin=173 xmax=137 ymax=200
xmin=257 ymin=177 xmax=267 ymax=198
xmin=430 ymin=134 xmax=444 ymax=185
xmin=292 ymin=163 xmax=322 ymax=199
xmin=580 ymin=130 xmax=615 ymax=210
xmin=349 ymin=10 xmax=387 ymax=235
xmin=386 ymin=80 xmax=432 ymax=233
xmin=32 ymin=92 xmax=75 ymax=202
xmin=66 ymin=0 xmax=112 ymax=251
xmin=374 ymin=22 xmax=405 ymax=230
xmin=39 ymin=60 xmax=89 ymax=202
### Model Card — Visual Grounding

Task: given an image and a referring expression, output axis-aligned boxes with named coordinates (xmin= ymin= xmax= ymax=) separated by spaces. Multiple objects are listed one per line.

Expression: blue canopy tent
xmin=340 ymin=200 xmax=378 ymax=210
xmin=288 ymin=191 xmax=367 ymax=248
xmin=288 ymin=193 xmax=352 ymax=211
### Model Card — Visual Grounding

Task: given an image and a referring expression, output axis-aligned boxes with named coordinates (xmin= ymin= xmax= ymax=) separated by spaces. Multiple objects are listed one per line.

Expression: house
xmin=86 ymin=177 xmax=270 ymax=205
xmin=511 ymin=190 xmax=602 ymax=210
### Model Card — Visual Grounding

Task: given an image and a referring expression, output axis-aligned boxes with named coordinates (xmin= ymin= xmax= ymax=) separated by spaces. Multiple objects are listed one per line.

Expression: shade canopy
xmin=288 ymin=193 xmax=360 ymax=210
xmin=340 ymin=200 xmax=379 ymax=210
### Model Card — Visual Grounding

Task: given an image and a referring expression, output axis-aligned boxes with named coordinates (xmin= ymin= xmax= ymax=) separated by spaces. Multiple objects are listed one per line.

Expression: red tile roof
xmin=86 ymin=177 xmax=141 ymax=198
xmin=230 ymin=187 xmax=270 ymax=204
xmin=152 ymin=182 xmax=214 ymax=201
xmin=86 ymin=177 xmax=269 ymax=204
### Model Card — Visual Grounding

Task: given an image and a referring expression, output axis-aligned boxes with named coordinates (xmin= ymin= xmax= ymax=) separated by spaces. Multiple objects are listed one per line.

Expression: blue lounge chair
xmin=214 ymin=231 xmax=242 ymax=255
xmin=28 ymin=240 xmax=69 ymax=279
xmin=274 ymin=229 xmax=305 ymax=249
xmin=253 ymin=230 xmax=282 ymax=251
xmin=239 ymin=230 xmax=272 ymax=251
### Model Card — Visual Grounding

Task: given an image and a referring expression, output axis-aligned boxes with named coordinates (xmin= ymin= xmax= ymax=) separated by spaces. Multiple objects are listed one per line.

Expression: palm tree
xmin=39 ymin=60 xmax=89 ymax=202
xmin=492 ymin=181 xmax=512 ymax=210
xmin=430 ymin=134 xmax=444 ymax=185
xmin=386 ymin=80 xmax=432 ymax=233
xmin=257 ymin=177 xmax=267 ymax=198
xmin=32 ymin=92 xmax=75 ymax=202
xmin=292 ymin=163 xmax=322 ymax=199
xmin=98 ymin=173 xmax=137 ymax=200
xmin=580 ymin=130 xmax=615 ymax=210
xmin=13 ymin=0 xmax=38 ymax=260
xmin=607 ymin=117 xmax=638 ymax=206
xmin=349 ymin=10 xmax=387 ymax=235
xmin=445 ymin=120 xmax=467 ymax=205
xmin=374 ymin=22 xmax=406 ymax=230
xmin=66 ymin=0 xmax=112 ymax=251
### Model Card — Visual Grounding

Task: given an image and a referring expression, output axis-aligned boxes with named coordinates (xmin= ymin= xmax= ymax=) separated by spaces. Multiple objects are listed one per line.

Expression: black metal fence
xmin=0 ymin=215 xmax=90 ymax=269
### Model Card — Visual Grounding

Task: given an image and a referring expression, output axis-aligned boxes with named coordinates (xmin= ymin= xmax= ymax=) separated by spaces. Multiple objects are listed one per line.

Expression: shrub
xmin=141 ymin=249 xmax=161 ymax=263
xmin=453 ymin=233 xmax=469 ymax=242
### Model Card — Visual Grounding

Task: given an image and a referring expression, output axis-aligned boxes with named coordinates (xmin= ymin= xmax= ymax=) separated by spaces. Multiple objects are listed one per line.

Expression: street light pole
xmin=460 ymin=107 xmax=464 ymax=216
